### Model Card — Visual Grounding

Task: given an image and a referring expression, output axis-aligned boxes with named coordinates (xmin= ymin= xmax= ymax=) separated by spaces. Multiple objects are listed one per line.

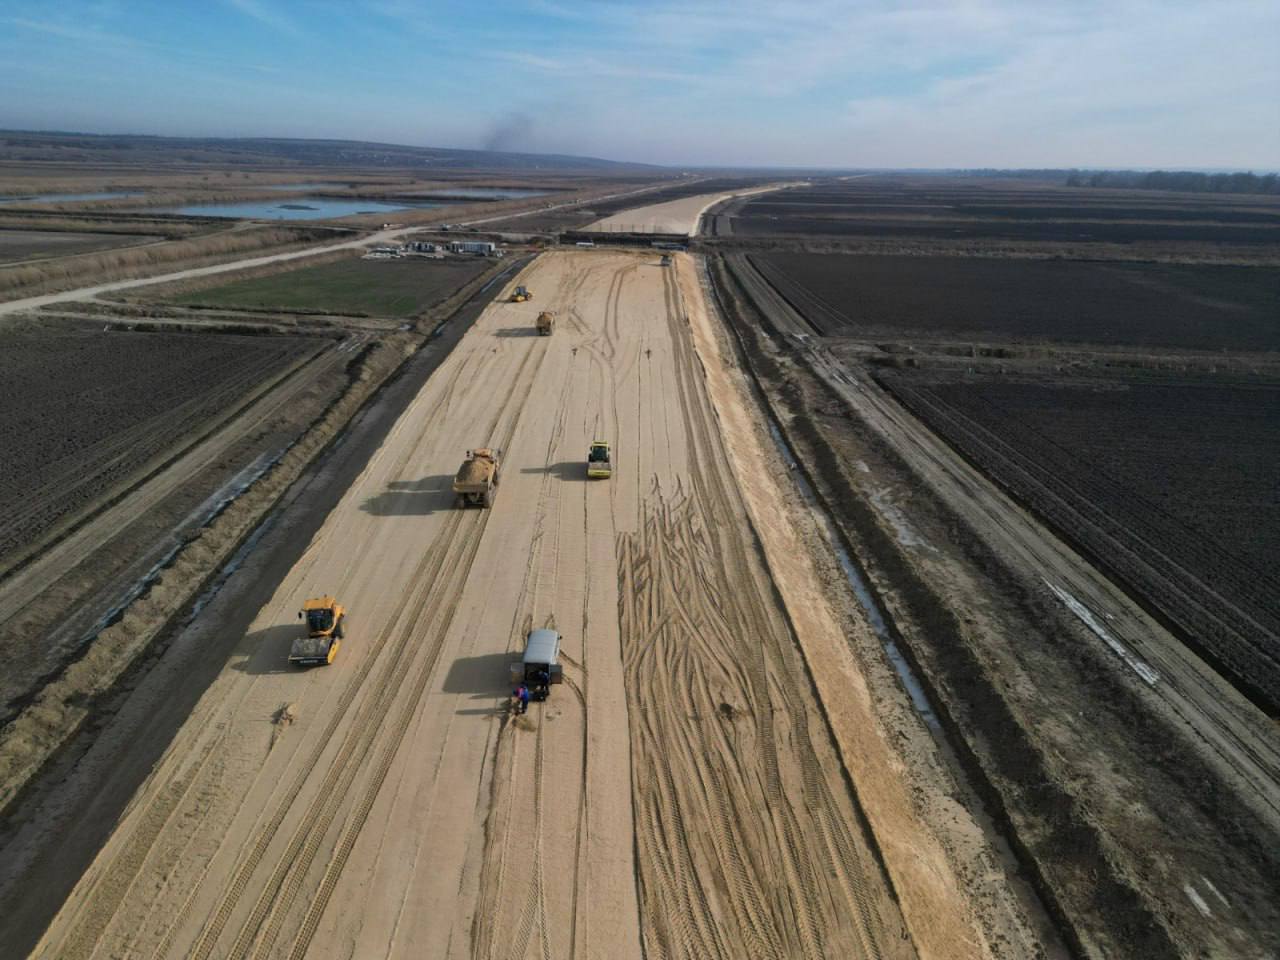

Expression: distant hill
xmin=0 ymin=130 xmax=658 ymax=172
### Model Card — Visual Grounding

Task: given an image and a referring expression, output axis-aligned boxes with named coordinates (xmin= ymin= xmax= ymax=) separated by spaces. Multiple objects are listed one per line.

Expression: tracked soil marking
xmin=618 ymin=492 xmax=912 ymax=960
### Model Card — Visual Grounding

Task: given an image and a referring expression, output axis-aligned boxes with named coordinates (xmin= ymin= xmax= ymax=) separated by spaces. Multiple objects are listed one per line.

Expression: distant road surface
xmin=582 ymin=182 xmax=796 ymax=235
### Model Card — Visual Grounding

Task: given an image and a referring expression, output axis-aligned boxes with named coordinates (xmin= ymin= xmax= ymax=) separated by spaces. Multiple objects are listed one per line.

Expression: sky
xmin=0 ymin=0 xmax=1276 ymax=169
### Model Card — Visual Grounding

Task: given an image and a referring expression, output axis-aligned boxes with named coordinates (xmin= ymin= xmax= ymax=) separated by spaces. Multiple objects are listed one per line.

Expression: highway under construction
xmin=16 ymin=248 xmax=1038 ymax=960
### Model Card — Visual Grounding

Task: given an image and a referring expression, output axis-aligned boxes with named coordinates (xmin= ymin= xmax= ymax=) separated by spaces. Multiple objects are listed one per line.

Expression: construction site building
xmin=449 ymin=240 xmax=498 ymax=256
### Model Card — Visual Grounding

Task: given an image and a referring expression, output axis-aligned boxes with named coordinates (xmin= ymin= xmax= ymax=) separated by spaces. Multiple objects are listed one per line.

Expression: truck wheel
xmin=335 ymin=618 xmax=345 ymax=640
xmin=484 ymin=487 xmax=495 ymax=508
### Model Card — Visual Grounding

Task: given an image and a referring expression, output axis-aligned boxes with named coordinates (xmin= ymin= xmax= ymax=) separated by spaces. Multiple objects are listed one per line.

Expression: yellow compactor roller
xmin=291 ymin=597 xmax=345 ymax=666
xmin=587 ymin=440 xmax=612 ymax=479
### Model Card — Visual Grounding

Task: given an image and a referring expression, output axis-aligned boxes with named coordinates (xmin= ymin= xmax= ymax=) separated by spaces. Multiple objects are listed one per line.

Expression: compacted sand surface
xmin=584 ymin=185 xmax=788 ymax=236
xmin=25 ymin=251 xmax=1021 ymax=960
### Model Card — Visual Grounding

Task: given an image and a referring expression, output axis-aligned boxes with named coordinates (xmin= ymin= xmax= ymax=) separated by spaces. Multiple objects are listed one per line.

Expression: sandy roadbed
xmin=20 ymin=250 xmax=1028 ymax=959
xmin=583 ymin=184 xmax=795 ymax=236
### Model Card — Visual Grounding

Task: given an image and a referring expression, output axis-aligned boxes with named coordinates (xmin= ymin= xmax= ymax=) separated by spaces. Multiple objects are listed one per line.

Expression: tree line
xmin=949 ymin=168 xmax=1278 ymax=196
xmin=1065 ymin=170 xmax=1279 ymax=195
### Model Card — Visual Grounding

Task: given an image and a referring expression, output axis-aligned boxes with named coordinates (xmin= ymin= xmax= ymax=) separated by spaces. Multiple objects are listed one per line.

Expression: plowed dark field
xmin=750 ymin=252 xmax=1280 ymax=350
xmin=0 ymin=324 xmax=323 ymax=565
xmin=727 ymin=178 xmax=1280 ymax=246
xmin=879 ymin=371 xmax=1280 ymax=710
xmin=0 ymin=229 xmax=159 ymax=263
xmin=733 ymin=216 xmax=1280 ymax=244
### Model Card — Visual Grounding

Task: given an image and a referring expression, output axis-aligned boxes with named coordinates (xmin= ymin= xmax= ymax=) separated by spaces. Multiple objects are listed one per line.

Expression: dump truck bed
xmin=453 ymin=449 xmax=500 ymax=507
xmin=453 ymin=459 xmax=492 ymax=490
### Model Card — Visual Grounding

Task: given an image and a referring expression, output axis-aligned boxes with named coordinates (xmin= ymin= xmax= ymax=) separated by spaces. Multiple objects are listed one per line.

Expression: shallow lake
xmin=156 ymin=198 xmax=439 ymax=220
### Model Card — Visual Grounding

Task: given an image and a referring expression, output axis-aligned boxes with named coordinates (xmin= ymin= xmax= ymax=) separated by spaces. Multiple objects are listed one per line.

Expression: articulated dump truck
xmin=535 ymin=311 xmax=555 ymax=336
xmin=453 ymin=447 xmax=501 ymax=507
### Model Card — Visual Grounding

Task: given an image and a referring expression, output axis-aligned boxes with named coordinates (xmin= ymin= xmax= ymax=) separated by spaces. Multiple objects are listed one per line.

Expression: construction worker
xmin=512 ymin=684 xmax=530 ymax=715
xmin=531 ymin=667 xmax=551 ymax=702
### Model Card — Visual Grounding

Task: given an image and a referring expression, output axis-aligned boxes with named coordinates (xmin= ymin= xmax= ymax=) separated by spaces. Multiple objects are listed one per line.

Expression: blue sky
xmin=1 ymin=0 xmax=1276 ymax=168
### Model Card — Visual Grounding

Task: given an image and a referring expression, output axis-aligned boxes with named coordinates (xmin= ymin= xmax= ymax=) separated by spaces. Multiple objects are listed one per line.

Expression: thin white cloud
xmin=488 ymin=49 xmax=702 ymax=84
xmin=225 ymin=0 xmax=301 ymax=37
xmin=827 ymin=0 xmax=1280 ymax=167
xmin=8 ymin=16 xmax=140 ymax=48
xmin=5 ymin=0 xmax=1276 ymax=167
xmin=489 ymin=0 xmax=1279 ymax=166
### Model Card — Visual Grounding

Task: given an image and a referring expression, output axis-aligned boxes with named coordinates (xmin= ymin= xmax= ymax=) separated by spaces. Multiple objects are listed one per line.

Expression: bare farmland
xmin=733 ymin=212 xmax=1280 ymax=244
xmin=750 ymin=252 xmax=1280 ymax=350
xmin=0 ymin=323 xmax=325 ymax=575
xmin=0 ymin=230 xmax=161 ymax=264
xmin=881 ymin=372 xmax=1280 ymax=710
xmin=724 ymin=177 xmax=1280 ymax=247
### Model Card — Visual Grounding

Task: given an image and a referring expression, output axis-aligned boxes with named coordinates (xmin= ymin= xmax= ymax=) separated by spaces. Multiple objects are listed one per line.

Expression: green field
xmin=177 ymin=257 xmax=490 ymax=316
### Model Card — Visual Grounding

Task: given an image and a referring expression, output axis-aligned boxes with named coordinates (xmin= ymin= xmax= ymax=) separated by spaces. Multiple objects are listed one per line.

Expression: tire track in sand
xmin=619 ymin=491 xmax=905 ymax=960
xmin=470 ymin=264 xmax=604 ymax=960
xmin=616 ymin=261 xmax=912 ymax=960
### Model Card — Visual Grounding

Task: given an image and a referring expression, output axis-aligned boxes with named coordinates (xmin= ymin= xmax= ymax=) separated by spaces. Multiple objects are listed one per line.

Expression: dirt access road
xmin=27 ymin=251 xmax=937 ymax=960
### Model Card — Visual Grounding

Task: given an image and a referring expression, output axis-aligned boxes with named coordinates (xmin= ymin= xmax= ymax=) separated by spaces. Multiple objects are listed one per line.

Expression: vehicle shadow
xmin=360 ymin=474 xmax=455 ymax=515
xmin=494 ymin=327 xmax=539 ymax=338
xmin=443 ymin=650 xmax=515 ymax=695
xmin=521 ymin=461 xmax=587 ymax=482
xmin=231 ymin=624 xmax=304 ymax=675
